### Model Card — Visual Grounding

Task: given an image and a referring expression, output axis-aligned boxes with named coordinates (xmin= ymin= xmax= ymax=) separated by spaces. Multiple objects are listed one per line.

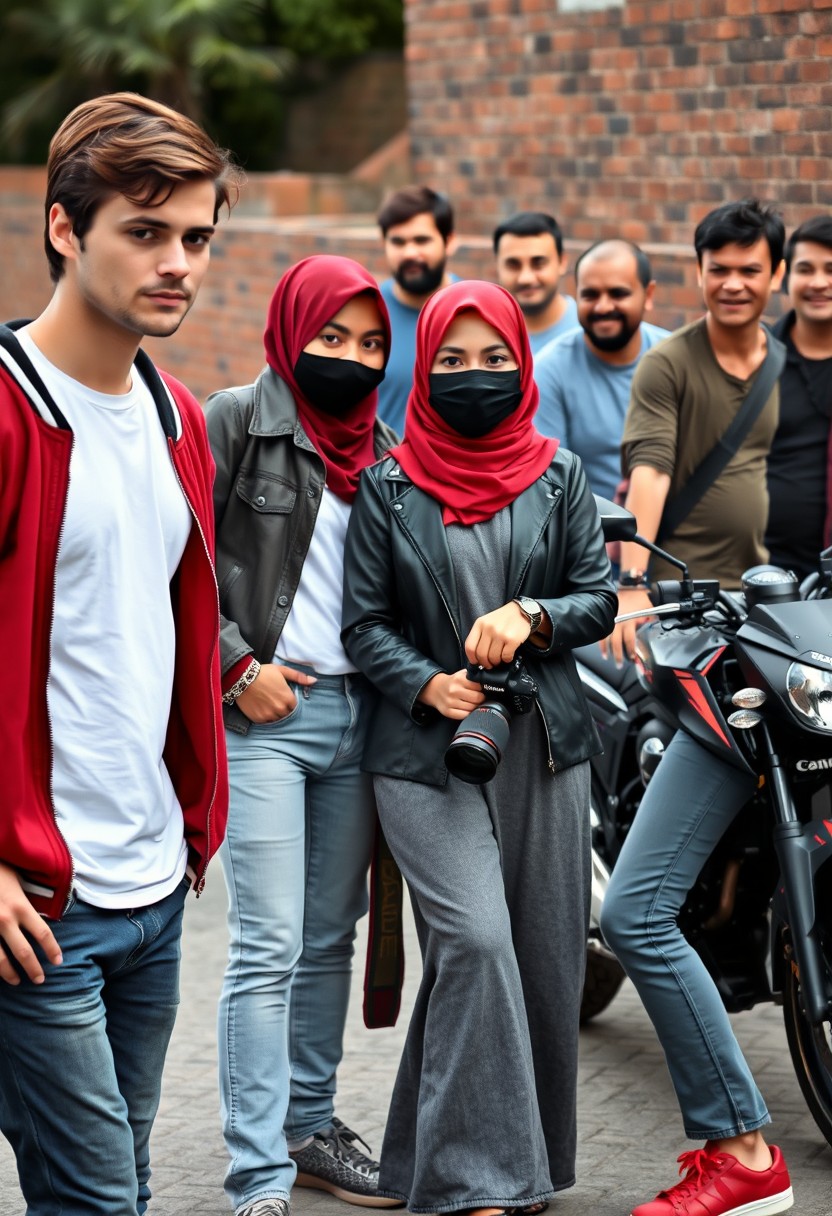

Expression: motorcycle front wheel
xmin=783 ymin=934 xmax=832 ymax=1149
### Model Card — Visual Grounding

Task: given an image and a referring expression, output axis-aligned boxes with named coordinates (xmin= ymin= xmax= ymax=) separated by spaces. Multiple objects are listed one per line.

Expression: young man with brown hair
xmin=0 ymin=92 xmax=237 ymax=1215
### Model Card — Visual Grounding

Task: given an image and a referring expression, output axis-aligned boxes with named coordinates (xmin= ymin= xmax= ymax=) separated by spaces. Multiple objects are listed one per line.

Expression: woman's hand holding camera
xmin=236 ymin=663 xmax=317 ymax=723
xmin=465 ymin=602 xmax=535 ymax=669
xmin=419 ymin=671 xmax=486 ymax=720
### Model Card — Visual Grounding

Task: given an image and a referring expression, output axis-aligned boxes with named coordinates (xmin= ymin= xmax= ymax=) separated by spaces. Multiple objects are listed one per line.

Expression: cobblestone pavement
xmin=1 ymin=873 xmax=830 ymax=1214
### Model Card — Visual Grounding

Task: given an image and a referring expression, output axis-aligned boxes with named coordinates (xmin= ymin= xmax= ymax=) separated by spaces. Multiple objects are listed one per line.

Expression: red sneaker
xmin=631 ymin=1145 xmax=793 ymax=1216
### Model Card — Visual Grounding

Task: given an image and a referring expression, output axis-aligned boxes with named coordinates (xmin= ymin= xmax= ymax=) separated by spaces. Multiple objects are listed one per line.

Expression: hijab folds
xmin=263 ymin=255 xmax=391 ymax=503
xmin=391 ymin=280 xmax=558 ymax=525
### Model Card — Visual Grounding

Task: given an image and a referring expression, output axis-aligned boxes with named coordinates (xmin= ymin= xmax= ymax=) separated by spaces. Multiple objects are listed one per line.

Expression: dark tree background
xmin=0 ymin=0 xmax=404 ymax=168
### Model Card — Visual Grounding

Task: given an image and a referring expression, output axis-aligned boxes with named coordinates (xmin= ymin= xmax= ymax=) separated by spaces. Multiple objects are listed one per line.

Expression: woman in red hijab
xmin=205 ymin=256 xmax=402 ymax=1216
xmin=343 ymin=280 xmax=617 ymax=1215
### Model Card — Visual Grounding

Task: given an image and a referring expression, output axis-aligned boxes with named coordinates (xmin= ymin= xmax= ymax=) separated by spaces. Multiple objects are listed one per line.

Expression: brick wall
xmin=0 ymin=2 xmax=823 ymax=400
xmin=283 ymin=53 xmax=407 ymax=173
xmin=405 ymin=0 xmax=832 ymax=243
xmin=0 ymin=150 xmax=787 ymax=405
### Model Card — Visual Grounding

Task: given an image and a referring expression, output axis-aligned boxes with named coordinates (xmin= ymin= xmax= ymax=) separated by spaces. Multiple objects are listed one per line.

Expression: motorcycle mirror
xmin=594 ymin=495 xmax=638 ymax=543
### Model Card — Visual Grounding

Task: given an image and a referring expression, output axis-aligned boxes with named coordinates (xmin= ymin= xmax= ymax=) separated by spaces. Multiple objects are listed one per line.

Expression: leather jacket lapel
xmin=384 ymin=468 xmax=461 ymax=627
xmin=508 ymin=470 xmax=563 ymax=594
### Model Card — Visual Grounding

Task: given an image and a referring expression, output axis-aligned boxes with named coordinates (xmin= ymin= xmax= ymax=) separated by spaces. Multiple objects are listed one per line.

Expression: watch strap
xmin=513 ymin=597 xmax=542 ymax=632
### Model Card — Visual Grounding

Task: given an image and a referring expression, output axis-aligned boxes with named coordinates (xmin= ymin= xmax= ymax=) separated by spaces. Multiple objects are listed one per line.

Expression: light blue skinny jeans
xmin=600 ymin=730 xmax=771 ymax=1141
xmin=0 ymin=876 xmax=189 ymax=1215
xmin=218 ymin=670 xmax=375 ymax=1212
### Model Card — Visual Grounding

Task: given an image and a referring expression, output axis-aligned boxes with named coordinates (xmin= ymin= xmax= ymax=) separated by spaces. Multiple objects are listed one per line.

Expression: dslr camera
xmin=444 ymin=655 xmax=539 ymax=784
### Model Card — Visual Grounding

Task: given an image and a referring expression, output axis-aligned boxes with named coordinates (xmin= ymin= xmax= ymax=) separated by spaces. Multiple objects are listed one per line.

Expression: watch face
xmin=517 ymin=598 xmax=542 ymax=627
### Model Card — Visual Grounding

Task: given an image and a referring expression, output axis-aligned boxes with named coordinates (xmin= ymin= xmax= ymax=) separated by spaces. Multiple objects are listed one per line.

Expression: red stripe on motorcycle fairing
xmin=698 ymin=645 xmax=726 ymax=676
xmin=814 ymin=836 xmax=827 ymax=846
xmin=673 ymin=669 xmax=732 ymax=749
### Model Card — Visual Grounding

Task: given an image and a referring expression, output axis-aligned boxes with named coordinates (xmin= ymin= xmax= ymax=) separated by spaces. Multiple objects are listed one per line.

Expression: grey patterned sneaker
xmin=289 ymin=1117 xmax=404 ymax=1208
xmin=236 ymin=1201 xmax=290 ymax=1216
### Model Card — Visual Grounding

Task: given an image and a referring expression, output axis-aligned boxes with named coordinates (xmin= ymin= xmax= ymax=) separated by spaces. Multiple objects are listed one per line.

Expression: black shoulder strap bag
xmin=656 ymin=334 xmax=786 ymax=544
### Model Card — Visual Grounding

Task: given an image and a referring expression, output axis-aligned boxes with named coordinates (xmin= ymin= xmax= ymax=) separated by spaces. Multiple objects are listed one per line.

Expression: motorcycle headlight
xmin=787 ymin=662 xmax=832 ymax=732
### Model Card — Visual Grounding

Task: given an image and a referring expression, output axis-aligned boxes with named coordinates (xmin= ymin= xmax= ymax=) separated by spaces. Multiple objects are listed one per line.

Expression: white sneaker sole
xmin=293 ymin=1173 xmax=405 ymax=1209
xmin=630 ymin=1186 xmax=794 ymax=1216
xmin=721 ymin=1187 xmax=794 ymax=1216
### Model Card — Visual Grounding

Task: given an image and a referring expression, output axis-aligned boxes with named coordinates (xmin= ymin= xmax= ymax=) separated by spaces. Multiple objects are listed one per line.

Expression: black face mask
xmin=428 ymin=370 xmax=523 ymax=438
xmin=293 ymin=352 xmax=385 ymax=416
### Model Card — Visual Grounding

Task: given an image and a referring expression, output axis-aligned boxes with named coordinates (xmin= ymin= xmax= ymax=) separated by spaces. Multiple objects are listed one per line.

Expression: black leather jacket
xmin=342 ymin=448 xmax=617 ymax=785
xmin=206 ymin=366 xmax=397 ymax=734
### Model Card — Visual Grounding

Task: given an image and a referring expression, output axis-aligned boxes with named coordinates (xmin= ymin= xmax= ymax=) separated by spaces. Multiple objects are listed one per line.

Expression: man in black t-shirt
xmin=767 ymin=214 xmax=832 ymax=580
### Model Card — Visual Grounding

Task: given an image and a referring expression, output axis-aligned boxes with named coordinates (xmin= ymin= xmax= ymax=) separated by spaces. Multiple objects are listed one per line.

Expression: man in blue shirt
xmin=376 ymin=186 xmax=459 ymax=434
xmin=535 ymin=239 xmax=669 ymax=499
xmin=493 ymin=211 xmax=579 ymax=357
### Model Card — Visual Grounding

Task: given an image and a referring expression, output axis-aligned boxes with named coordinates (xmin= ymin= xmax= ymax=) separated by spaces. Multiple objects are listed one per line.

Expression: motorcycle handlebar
xmin=650 ymin=578 xmax=720 ymax=607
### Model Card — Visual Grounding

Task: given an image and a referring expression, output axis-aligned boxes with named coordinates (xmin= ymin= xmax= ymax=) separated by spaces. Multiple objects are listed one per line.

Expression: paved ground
xmin=1 ymin=873 xmax=830 ymax=1214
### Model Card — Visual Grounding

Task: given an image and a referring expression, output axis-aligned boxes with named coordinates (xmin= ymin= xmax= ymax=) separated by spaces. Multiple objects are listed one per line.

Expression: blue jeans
xmin=0 ymin=877 xmax=188 ymax=1215
xmin=600 ymin=730 xmax=770 ymax=1140
xmin=218 ymin=671 xmax=375 ymax=1212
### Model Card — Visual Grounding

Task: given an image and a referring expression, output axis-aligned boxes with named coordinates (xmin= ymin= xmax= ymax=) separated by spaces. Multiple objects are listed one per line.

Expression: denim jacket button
xmin=278 ymin=595 xmax=289 ymax=607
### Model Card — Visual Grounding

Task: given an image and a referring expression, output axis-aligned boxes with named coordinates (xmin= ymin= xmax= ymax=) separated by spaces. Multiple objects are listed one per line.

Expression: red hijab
xmin=263 ymin=255 xmax=391 ymax=503
xmin=392 ymin=280 xmax=558 ymax=525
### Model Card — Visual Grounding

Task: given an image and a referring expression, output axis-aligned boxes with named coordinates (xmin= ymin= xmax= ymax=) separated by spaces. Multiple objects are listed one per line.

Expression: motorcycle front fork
xmin=764 ymin=725 xmax=832 ymax=1025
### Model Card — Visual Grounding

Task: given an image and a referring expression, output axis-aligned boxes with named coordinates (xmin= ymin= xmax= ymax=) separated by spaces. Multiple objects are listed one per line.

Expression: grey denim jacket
xmin=205 ymin=367 xmax=397 ymax=734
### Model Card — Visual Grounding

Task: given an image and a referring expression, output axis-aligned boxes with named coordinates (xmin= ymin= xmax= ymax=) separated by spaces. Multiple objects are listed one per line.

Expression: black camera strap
xmin=363 ymin=821 xmax=404 ymax=1029
xmin=656 ymin=334 xmax=785 ymax=543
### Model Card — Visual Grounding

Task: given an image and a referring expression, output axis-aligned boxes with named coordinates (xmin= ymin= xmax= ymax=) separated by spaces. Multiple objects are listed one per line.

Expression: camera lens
xmin=444 ymin=702 xmax=511 ymax=784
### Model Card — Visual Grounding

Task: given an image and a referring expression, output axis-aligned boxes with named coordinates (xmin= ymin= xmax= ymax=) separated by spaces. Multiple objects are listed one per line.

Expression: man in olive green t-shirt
xmin=598 ymin=201 xmax=796 ymax=1216
xmin=608 ymin=199 xmax=786 ymax=664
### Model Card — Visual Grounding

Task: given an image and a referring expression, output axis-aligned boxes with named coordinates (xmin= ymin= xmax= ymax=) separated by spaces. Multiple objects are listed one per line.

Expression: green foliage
xmin=0 ymin=0 xmax=403 ymax=166
xmin=271 ymin=0 xmax=403 ymax=61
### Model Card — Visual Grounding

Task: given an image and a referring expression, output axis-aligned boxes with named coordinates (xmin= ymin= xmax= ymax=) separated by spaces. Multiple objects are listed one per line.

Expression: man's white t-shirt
xmin=18 ymin=330 xmax=192 ymax=909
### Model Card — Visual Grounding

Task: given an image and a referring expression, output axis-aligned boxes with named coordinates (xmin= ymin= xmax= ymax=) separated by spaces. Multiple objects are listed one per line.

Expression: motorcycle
xmin=578 ymin=497 xmax=832 ymax=1149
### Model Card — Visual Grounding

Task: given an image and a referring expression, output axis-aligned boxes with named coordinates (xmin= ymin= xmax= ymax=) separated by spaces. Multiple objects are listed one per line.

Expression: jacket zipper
xmin=416 ymin=551 xmax=464 ymax=653
xmin=534 ymin=699 xmax=557 ymax=774
xmin=170 ymin=448 xmax=220 ymax=895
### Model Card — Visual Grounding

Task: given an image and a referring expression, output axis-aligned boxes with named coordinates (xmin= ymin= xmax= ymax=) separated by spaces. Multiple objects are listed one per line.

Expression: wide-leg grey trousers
xmin=374 ymin=741 xmax=590 ymax=1213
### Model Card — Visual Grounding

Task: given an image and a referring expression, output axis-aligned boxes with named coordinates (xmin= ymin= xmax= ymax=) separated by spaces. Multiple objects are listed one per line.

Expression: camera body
xmin=466 ymin=655 xmax=538 ymax=715
xmin=444 ymin=656 xmax=539 ymax=784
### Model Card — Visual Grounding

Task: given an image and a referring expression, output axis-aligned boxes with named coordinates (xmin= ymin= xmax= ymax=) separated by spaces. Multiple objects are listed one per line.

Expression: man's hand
xmin=418 ymin=670 xmax=486 ymax=720
xmin=0 ymin=862 xmax=63 ymax=985
xmin=236 ymin=663 xmax=317 ymax=723
xmin=464 ymin=602 xmax=533 ymax=669
xmin=600 ymin=588 xmax=655 ymax=666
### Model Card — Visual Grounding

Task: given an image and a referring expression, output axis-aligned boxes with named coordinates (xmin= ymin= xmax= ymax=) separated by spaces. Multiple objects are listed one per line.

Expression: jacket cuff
xmin=222 ymin=655 xmax=255 ymax=693
xmin=409 ymin=669 xmax=445 ymax=723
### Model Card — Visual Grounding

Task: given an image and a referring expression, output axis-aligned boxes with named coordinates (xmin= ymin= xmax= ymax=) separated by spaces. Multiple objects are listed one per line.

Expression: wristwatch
xmin=513 ymin=596 xmax=543 ymax=634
